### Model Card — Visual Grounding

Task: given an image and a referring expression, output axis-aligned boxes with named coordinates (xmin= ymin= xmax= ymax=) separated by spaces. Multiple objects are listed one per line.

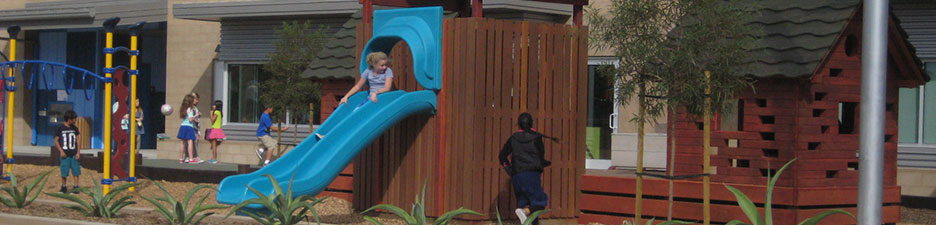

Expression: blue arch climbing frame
xmin=0 ymin=60 xmax=112 ymax=100
xmin=360 ymin=6 xmax=443 ymax=90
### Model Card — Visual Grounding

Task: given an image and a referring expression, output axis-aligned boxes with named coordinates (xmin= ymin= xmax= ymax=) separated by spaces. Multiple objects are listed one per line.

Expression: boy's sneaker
xmin=70 ymin=186 xmax=80 ymax=194
xmin=59 ymin=186 xmax=68 ymax=194
xmin=256 ymin=148 xmax=265 ymax=160
xmin=180 ymin=158 xmax=186 ymax=164
xmin=263 ymin=160 xmax=270 ymax=167
xmin=515 ymin=208 xmax=528 ymax=224
xmin=187 ymin=158 xmax=204 ymax=164
xmin=208 ymin=159 xmax=218 ymax=164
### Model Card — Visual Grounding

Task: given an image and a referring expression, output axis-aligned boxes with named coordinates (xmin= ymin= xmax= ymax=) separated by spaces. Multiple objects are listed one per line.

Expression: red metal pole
xmin=472 ymin=0 xmax=483 ymax=17
xmin=573 ymin=4 xmax=583 ymax=26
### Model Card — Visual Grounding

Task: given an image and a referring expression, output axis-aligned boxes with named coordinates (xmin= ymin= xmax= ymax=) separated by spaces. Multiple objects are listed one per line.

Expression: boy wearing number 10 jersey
xmin=55 ymin=110 xmax=81 ymax=194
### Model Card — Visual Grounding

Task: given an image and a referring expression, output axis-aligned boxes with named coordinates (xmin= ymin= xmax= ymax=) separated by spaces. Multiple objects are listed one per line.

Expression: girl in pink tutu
xmin=206 ymin=100 xmax=227 ymax=164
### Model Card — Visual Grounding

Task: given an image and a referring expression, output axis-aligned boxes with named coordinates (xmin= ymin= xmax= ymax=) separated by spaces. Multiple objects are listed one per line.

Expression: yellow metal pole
xmin=128 ymin=32 xmax=138 ymax=192
xmin=703 ymin=71 xmax=712 ymax=225
xmin=5 ymin=26 xmax=19 ymax=175
xmin=102 ymin=23 xmax=115 ymax=195
xmin=635 ymin=82 xmax=645 ymax=224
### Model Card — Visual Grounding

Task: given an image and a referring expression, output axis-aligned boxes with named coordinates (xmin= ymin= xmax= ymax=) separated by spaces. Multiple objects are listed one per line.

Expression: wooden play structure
xmin=314 ymin=0 xmax=589 ymax=222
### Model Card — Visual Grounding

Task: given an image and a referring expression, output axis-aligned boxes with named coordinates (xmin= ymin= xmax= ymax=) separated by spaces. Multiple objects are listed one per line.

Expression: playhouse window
xmin=839 ymin=102 xmax=858 ymax=134
xmin=719 ymin=99 xmax=743 ymax=131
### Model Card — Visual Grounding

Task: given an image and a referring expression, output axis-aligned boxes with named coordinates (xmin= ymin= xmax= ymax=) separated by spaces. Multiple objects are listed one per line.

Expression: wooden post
xmin=635 ymin=82 xmax=646 ymax=224
xmin=472 ymin=0 xmax=483 ymax=17
xmin=309 ymin=103 xmax=315 ymax=133
xmin=573 ymin=4 xmax=583 ymax=26
xmin=363 ymin=0 xmax=373 ymax=24
xmin=703 ymin=70 xmax=712 ymax=225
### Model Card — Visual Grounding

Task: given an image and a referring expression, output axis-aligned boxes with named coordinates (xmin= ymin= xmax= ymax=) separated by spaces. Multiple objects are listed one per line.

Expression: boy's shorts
xmin=258 ymin=135 xmax=277 ymax=150
xmin=60 ymin=156 xmax=81 ymax=177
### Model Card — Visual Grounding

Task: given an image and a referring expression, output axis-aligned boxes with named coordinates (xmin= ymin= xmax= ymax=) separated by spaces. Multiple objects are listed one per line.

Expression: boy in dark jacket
xmin=499 ymin=113 xmax=551 ymax=225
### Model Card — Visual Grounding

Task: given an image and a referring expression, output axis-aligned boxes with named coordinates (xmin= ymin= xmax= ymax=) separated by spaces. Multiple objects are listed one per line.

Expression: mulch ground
xmin=2 ymin=164 xmax=933 ymax=224
xmin=1 ymin=164 xmax=411 ymax=225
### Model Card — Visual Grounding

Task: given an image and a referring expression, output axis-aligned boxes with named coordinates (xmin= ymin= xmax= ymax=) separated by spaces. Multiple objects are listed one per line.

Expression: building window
xmin=227 ymin=64 xmax=268 ymax=123
xmin=899 ymin=62 xmax=936 ymax=144
xmin=226 ymin=63 xmax=312 ymax=125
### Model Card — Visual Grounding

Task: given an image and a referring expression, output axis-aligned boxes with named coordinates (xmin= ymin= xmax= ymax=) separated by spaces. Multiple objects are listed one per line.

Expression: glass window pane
xmin=922 ymin=63 xmax=936 ymax=144
xmin=586 ymin=65 xmax=613 ymax=160
xmin=898 ymin=87 xmax=919 ymax=143
xmin=227 ymin=64 xmax=267 ymax=123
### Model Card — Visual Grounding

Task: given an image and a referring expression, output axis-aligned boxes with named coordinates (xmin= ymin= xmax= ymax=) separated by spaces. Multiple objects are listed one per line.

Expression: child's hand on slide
xmin=370 ymin=92 xmax=378 ymax=103
xmin=339 ymin=97 xmax=348 ymax=105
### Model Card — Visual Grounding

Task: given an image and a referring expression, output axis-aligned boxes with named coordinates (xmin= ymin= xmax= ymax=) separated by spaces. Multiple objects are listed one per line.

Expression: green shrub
xmin=0 ymin=170 xmax=53 ymax=208
xmin=226 ymin=174 xmax=326 ymax=225
xmin=139 ymin=181 xmax=228 ymax=224
xmin=46 ymin=180 xmax=139 ymax=218
xmin=363 ymin=183 xmax=482 ymax=225
xmin=725 ymin=158 xmax=854 ymax=225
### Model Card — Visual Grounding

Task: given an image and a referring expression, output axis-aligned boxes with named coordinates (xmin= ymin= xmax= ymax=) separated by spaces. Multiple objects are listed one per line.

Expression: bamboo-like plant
xmin=0 ymin=170 xmax=53 ymax=208
xmin=139 ymin=181 xmax=228 ymax=224
xmin=724 ymin=158 xmax=854 ymax=225
xmin=363 ymin=183 xmax=483 ymax=225
xmin=46 ymin=180 xmax=139 ymax=218
xmin=226 ymin=174 xmax=326 ymax=225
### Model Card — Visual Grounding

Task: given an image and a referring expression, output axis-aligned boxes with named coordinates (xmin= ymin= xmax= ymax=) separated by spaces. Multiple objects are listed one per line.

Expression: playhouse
xmin=579 ymin=1 xmax=928 ymax=224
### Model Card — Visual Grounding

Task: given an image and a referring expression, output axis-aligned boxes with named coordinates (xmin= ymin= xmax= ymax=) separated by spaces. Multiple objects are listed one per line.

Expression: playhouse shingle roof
xmin=302 ymin=10 xmax=362 ymax=79
xmin=744 ymin=0 xmax=927 ymax=81
xmin=743 ymin=0 xmax=862 ymax=78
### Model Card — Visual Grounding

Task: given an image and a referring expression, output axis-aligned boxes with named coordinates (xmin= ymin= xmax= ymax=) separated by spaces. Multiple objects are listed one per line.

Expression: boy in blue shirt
xmin=55 ymin=110 xmax=81 ymax=194
xmin=255 ymin=107 xmax=290 ymax=166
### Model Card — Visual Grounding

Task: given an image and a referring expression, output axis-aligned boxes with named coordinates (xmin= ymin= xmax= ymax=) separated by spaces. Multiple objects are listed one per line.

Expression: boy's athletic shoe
xmin=70 ymin=186 xmax=80 ymax=194
xmin=256 ymin=149 xmax=265 ymax=160
xmin=263 ymin=160 xmax=270 ymax=167
xmin=515 ymin=208 xmax=528 ymax=224
xmin=59 ymin=186 xmax=68 ymax=194
xmin=187 ymin=158 xmax=204 ymax=164
xmin=180 ymin=158 xmax=186 ymax=164
xmin=208 ymin=159 xmax=218 ymax=164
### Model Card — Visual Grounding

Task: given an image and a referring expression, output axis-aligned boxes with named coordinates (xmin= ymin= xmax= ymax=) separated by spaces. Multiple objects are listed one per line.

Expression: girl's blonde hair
xmin=366 ymin=52 xmax=389 ymax=68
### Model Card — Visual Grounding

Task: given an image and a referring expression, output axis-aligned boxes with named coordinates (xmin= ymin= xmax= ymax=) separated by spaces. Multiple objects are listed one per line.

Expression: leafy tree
xmin=260 ymin=21 xmax=329 ymax=148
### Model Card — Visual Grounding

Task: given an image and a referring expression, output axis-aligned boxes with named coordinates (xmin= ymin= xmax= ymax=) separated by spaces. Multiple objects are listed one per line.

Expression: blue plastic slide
xmin=216 ymin=90 xmax=436 ymax=205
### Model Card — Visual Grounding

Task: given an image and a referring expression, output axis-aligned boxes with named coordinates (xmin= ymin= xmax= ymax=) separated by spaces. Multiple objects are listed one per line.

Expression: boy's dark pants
xmin=512 ymin=171 xmax=548 ymax=225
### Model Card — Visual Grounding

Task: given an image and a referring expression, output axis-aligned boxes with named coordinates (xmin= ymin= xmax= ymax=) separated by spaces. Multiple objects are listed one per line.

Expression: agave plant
xmin=0 ymin=170 xmax=53 ymax=208
xmin=363 ymin=183 xmax=483 ymax=225
xmin=46 ymin=179 xmax=139 ymax=218
xmin=724 ymin=158 xmax=854 ymax=225
xmin=226 ymin=174 xmax=327 ymax=225
xmin=139 ymin=181 xmax=228 ymax=224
